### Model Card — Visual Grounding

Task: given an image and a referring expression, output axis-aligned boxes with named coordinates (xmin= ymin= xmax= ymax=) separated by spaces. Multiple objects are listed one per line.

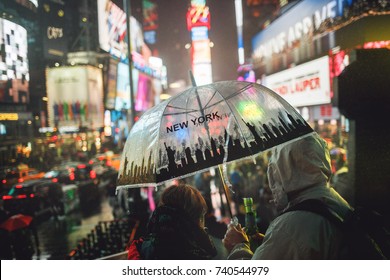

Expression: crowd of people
xmin=2 ymin=132 xmax=386 ymax=260
xmin=123 ymin=132 xmax=376 ymax=260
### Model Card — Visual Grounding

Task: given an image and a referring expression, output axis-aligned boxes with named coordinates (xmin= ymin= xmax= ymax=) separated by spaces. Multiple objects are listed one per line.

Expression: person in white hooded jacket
xmin=223 ymin=132 xmax=352 ymax=259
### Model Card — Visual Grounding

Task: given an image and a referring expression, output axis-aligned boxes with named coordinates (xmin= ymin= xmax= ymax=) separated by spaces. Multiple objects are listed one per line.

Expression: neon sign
xmin=0 ymin=113 xmax=19 ymax=121
xmin=47 ymin=26 xmax=63 ymax=39
xmin=187 ymin=5 xmax=210 ymax=31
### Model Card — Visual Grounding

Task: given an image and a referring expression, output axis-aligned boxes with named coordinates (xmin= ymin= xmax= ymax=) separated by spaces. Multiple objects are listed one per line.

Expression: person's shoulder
xmin=271 ymin=210 xmax=330 ymax=232
xmin=260 ymin=211 xmax=332 ymax=258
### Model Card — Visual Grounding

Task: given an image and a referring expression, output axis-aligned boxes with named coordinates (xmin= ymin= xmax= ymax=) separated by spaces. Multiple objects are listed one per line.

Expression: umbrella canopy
xmin=0 ymin=214 xmax=33 ymax=232
xmin=117 ymin=81 xmax=313 ymax=189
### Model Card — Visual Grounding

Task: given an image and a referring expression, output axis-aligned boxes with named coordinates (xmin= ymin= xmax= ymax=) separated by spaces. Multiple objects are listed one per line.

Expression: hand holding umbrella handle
xmin=230 ymin=216 xmax=239 ymax=227
xmin=223 ymin=222 xmax=249 ymax=253
xmin=218 ymin=165 xmax=235 ymax=219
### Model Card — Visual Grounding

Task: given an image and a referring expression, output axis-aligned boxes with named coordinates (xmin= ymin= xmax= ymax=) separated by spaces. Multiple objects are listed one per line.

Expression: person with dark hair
xmin=127 ymin=184 xmax=217 ymax=260
xmin=223 ymin=133 xmax=352 ymax=259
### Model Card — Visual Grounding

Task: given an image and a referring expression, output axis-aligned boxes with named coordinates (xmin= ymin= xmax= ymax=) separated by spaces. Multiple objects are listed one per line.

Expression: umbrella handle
xmin=218 ymin=165 xmax=235 ymax=220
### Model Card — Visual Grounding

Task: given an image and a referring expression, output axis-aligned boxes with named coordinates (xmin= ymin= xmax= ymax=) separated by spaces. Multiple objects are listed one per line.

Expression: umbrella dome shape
xmin=0 ymin=214 xmax=33 ymax=232
xmin=117 ymin=81 xmax=313 ymax=190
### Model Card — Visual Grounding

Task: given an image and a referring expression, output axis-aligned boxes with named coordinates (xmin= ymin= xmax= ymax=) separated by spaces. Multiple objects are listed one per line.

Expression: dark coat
xmin=128 ymin=205 xmax=217 ymax=260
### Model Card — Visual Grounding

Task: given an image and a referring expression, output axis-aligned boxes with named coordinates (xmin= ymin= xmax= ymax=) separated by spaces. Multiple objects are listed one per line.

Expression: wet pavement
xmin=31 ymin=184 xmax=232 ymax=260
xmin=34 ymin=196 xmax=115 ymax=260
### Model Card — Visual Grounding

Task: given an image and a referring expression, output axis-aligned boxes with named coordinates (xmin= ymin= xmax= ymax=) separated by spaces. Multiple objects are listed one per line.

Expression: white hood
xmin=267 ymin=133 xmax=332 ymax=211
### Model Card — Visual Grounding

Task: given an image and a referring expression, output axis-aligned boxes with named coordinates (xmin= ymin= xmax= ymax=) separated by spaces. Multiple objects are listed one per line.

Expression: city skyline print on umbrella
xmin=116 ymin=80 xmax=313 ymax=190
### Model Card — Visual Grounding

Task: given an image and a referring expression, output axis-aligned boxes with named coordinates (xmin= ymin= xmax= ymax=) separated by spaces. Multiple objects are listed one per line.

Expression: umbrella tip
xmin=189 ymin=70 xmax=197 ymax=87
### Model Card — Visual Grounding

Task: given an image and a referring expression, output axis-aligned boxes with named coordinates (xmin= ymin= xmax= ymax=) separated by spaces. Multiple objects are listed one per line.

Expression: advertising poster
xmin=46 ymin=66 xmax=104 ymax=129
xmin=97 ymin=0 xmax=144 ymax=60
xmin=264 ymin=56 xmax=331 ymax=107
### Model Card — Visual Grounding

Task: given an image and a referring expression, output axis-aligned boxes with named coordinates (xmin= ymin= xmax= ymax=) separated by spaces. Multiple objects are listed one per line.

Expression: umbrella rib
xmin=162 ymin=109 xmax=198 ymax=116
xmin=165 ymin=104 xmax=187 ymax=110
xmin=155 ymin=102 xmax=171 ymax=176
xmin=201 ymin=84 xmax=253 ymax=111
xmin=165 ymin=104 xmax=196 ymax=111
xmin=187 ymin=113 xmax=198 ymax=119
xmin=162 ymin=85 xmax=253 ymax=116
xmin=203 ymin=90 xmax=218 ymax=108
xmin=185 ymin=88 xmax=191 ymax=146
xmin=216 ymin=84 xmax=253 ymax=103
xmin=214 ymin=88 xmax=257 ymax=158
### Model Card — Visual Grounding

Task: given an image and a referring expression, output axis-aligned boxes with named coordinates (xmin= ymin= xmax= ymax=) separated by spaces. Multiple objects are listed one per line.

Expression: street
xmin=32 ymin=179 xmax=231 ymax=260
xmin=34 ymin=195 xmax=116 ymax=260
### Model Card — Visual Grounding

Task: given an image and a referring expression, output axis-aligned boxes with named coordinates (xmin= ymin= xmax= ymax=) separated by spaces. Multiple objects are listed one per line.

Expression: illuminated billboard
xmin=187 ymin=1 xmax=212 ymax=86
xmin=115 ymin=61 xmax=160 ymax=112
xmin=252 ymin=0 xmax=342 ymax=62
xmin=97 ymin=0 xmax=144 ymax=61
xmin=237 ymin=64 xmax=256 ymax=82
xmin=105 ymin=59 xmax=118 ymax=110
xmin=192 ymin=40 xmax=211 ymax=64
xmin=0 ymin=18 xmax=29 ymax=104
xmin=46 ymin=66 xmax=104 ymax=129
xmin=143 ymin=0 xmax=158 ymax=48
xmin=264 ymin=56 xmax=331 ymax=107
xmin=187 ymin=3 xmax=210 ymax=31
xmin=143 ymin=0 xmax=158 ymax=32
xmin=115 ymin=62 xmax=138 ymax=111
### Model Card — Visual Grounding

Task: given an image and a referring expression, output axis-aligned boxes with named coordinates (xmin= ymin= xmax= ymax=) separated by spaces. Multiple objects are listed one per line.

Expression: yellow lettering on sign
xmin=0 ymin=113 xmax=19 ymax=121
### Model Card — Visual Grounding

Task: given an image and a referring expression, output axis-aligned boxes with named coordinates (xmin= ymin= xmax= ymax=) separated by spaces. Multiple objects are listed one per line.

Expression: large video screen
xmin=0 ymin=18 xmax=30 ymax=104
xmin=97 ymin=0 xmax=144 ymax=61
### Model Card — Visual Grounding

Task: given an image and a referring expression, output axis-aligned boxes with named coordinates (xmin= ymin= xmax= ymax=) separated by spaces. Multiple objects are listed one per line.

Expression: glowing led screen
xmin=0 ymin=19 xmax=29 ymax=104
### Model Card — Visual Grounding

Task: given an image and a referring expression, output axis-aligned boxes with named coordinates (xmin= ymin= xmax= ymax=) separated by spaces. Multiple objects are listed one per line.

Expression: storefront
xmin=0 ymin=109 xmax=34 ymax=165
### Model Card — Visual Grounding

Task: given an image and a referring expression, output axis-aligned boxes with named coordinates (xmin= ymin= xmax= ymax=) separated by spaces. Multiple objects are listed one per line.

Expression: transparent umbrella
xmin=116 ymin=80 xmax=314 ymax=217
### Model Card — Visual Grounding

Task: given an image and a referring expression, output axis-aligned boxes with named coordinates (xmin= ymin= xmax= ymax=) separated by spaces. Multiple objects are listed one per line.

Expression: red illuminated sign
xmin=272 ymin=76 xmax=321 ymax=96
xmin=320 ymin=105 xmax=332 ymax=117
xmin=363 ymin=40 xmax=390 ymax=49
xmin=186 ymin=5 xmax=210 ymax=31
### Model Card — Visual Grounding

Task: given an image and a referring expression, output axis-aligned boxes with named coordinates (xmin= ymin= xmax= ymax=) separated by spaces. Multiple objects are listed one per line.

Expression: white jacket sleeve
xmin=227 ymin=241 xmax=253 ymax=260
